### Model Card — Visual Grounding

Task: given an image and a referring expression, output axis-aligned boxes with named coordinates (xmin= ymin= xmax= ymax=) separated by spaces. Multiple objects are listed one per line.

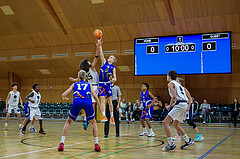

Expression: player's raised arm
xmin=99 ymin=39 xmax=106 ymax=66
xmin=91 ymin=40 xmax=101 ymax=71
xmin=62 ymin=84 xmax=74 ymax=101
xmin=25 ymin=92 xmax=34 ymax=103
xmin=167 ymin=83 xmax=176 ymax=110
xmin=184 ymin=88 xmax=192 ymax=111
xmin=90 ymin=84 xmax=102 ymax=112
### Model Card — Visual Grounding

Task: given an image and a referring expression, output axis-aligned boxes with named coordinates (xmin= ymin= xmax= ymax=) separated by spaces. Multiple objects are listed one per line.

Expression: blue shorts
xmin=25 ymin=106 xmax=30 ymax=118
xmin=140 ymin=105 xmax=153 ymax=120
xmin=99 ymin=82 xmax=112 ymax=97
xmin=69 ymin=98 xmax=95 ymax=121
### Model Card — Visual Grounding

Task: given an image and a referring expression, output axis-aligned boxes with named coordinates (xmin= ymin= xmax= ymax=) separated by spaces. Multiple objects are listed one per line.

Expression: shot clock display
xmin=134 ymin=32 xmax=231 ymax=75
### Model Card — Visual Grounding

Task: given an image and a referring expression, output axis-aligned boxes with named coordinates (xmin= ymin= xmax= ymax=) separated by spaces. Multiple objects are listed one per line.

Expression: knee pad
xmin=187 ymin=120 xmax=197 ymax=129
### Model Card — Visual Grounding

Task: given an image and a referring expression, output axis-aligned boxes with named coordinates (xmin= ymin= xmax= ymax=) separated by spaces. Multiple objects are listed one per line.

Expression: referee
xmin=104 ymin=82 xmax=121 ymax=138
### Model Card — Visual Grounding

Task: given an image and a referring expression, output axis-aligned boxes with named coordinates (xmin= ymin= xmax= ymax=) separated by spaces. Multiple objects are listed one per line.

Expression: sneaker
xmin=94 ymin=143 xmax=101 ymax=152
xmin=110 ymin=117 xmax=115 ymax=125
xmin=203 ymin=121 xmax=206 ymax=124
xmin=172 ymin=134 xmax=182 ymax=141
xmin=4 ymin=126 xmax=7 ymax=131
xmin=148 ymin=132 xmax=155 ymax=137
xmin=58 ymin=143 xmax=64 ymax=151
xmin=101 ymin=116 xmax=108 ymax=122
xmin=194 ymin=134 xmax=204 ymax=142
xmin=180 ymin=138 xmax=194 ymax=149
xmin=116 ymin=134 xmax=119 ymax=137
xmin=104 ymin=135 xmax=108 ymax=138
xmin=200 ymin=115 xmax=202 ymax=118
xmin=28 ymin=127 xmax=33 ymax=131
xmin=32 ymin=128 xmax=37 ymax=132
xmin=139 ymin=132 xmax=148 ymax=136
xmin=39 ymin=129 xmax=46 ymax=134
xmin=82 ymin=122 xmax=88 ymax=131
xmin=162 ymin=143 xmax=176 ymax=151
xmin=21 ymin=128 xmax=25 ymax=135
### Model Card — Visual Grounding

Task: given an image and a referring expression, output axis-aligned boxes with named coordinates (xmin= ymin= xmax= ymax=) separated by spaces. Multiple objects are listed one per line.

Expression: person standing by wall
xmin=230 ymin=98 xmax=240 ymax=127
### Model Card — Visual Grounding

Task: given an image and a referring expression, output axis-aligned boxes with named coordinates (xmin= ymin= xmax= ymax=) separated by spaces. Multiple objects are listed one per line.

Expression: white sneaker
xmin=148 ymin=132 xmax=155 ymax=137
xmin=28 ymin=127 xmax=33 ymax=131
xmin=203 ymin=121 xmax=206 ymax=124
xmin=139 ymin=132 xmax=148 ymax=136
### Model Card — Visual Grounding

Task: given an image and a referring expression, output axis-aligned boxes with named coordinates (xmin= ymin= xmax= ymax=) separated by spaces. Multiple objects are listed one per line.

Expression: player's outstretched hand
xmin=165 ymin=105 xmax=171 ymax=110
xmin=69 ymin=77 xmax=74 ymax=81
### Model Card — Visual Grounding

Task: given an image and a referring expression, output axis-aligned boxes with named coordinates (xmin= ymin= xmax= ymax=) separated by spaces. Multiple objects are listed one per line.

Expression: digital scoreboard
xmin=134 ymin=32 xmax=231 ymax=75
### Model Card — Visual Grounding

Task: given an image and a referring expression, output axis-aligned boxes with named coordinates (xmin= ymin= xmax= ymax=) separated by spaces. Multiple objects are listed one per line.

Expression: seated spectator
xmin=126 ymin=102 xmax=133 ymax=122
xmin=230 ymin=98 xmax=240 ymax=127
xmin=119 ymin=98 xmax=127 ymax=118
xmin=192 ymin=96 xmax=200 ymax=118
xmin=161 ymin=102 xmax=169 ymax=120
xmin=133 ymin=100 xmax=143 ymax=121
xmin=153 ymin=96 xmax=163 ymax=121
xmin=200 ymin=98 xmax=211 ymax=124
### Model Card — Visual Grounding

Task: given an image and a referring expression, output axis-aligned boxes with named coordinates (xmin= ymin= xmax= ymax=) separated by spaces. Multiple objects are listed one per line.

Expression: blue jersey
xmin=73 ymin=80 xmax=91 ymax=99
xmin=99 ymin=62 xmax=115 ymax=82
xmin=141 ymin=91 xmax=152 ymax=107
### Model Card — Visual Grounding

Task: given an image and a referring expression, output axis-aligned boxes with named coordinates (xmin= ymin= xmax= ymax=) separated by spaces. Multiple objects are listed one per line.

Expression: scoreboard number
xmin=202 ymin=42 xmax=216 ymax=51
xmin=147 ymin=45 xmax=159 ymax=54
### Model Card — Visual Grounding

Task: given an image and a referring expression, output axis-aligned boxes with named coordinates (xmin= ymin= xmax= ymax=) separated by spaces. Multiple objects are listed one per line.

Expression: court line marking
xmin=0 ymin=128 xmax=161 ymax=159
xmin=198 ymin=133 xmax=233 ymax=159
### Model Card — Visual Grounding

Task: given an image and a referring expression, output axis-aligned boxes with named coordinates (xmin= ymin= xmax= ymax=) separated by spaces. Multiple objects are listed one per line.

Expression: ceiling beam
xmin=41 ymin=0 xmax=68 ymax=35
xmin=163 ymin=0 xmax=175 ymax=25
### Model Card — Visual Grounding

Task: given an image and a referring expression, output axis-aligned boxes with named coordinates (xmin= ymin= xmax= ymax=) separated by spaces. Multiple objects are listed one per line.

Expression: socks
xmin=167 ymin=137 xmax=174 ymax=145
xmin=149 ymin=128 xmax=153 ymax=133
xmin=143 ymin=127 xmax=147 ymax=133
xmin=61 ymin=136 xmax=66 ymax=144
xmin=110 ymin=112 xmax=113 ymax=118
xmin=30 ymin=125 xmax=34 ymax=128
xmin=19 ymin=124 xmax=22 ymax=128
xmin=5 ymin=123 xmax=8 ymax=127
xmin=94 ymin=137 xmax=99 ymax=144
xmin=102 ymin=111 xmax=106 ymax=117
xmin=182 ymin=134 xmax=190 ymax=142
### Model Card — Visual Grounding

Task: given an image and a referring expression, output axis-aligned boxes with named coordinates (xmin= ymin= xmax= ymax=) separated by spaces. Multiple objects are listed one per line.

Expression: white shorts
xmin=168 ymin=103 xmax=188 ymax=122
xmin=8 ymin=105 xmax=20 ymax=114
xmin=29 ymin=107 xmax=42 ymax=121
xmin=91 ymin=85 xmax=99 ymax=103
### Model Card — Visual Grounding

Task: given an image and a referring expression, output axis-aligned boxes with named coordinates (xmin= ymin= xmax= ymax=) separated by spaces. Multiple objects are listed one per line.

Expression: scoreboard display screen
xmin=134 ymin=32 xmax=231 ymax=75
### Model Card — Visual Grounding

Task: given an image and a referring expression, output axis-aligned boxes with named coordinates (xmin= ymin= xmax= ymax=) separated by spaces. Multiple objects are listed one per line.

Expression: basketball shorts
xmin=8 ymin=105 xmax=20 ymax=114
xmin=168 ymin=103 xmax=188 ymax=122
xmin=69 ymin=98 xmax=95 ymax=121
xmin=91 ymin=85 xmax=99 ymax=103
xmin=140 ymin=105 xmax=153 ymax=120
xmin=29 ymin=107 xmax=42 ymax=120
xmin=99 ymin=82 xmax=112 ymax=97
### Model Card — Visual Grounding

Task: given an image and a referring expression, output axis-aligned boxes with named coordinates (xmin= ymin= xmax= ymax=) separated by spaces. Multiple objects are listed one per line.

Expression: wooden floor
xmin=0 ymin=119 xmax=239 ymax=159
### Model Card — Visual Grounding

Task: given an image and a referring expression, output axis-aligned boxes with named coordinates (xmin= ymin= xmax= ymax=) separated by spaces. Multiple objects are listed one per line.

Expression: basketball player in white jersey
xmin=21 ymin=84 xmax=46 ymax=135
xmin=69 ymin=40 xmax=103 ymax=130
xmin=172 ymin=77 xmax=204 ymax=142
xmin=162 ymin=71 xmax=194 ymax=151
xmin=4 ymin=82 xmax=24 ymax=130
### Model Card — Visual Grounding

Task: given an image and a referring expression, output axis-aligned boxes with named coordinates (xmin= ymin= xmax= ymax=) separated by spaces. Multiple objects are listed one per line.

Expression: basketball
xmin=93 ymin=29 xmax=102 ymax=39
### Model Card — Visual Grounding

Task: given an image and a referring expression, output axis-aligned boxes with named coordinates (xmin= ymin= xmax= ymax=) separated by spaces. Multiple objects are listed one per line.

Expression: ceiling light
xmin=91 ymin=0 xmax=104 ymax=4
xmin=0 ymin=5 xmax=14 ymax=15
xmin=118 ymin=66 xmax=131 ymax=72
xmin=39 ymin=69 xmax=51 ymax=75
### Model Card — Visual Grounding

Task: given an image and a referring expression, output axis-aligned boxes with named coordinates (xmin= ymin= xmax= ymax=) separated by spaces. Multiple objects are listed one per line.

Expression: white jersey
xmin=168 ymin=80 xmax=188 ymax=101
xmin=86 ymin=68 xmax=99 ymax=85
xmin=8 ymin=91 xmax=20 ymax=106
xmin=28 ymin=90 xmax=41 ymax=108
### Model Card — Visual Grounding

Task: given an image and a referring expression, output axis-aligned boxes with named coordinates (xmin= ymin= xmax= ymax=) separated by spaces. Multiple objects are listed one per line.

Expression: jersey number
xmin=86 ymin=74 xmax=93 ymax=80
xmin=179 ymin=86 xmax=185 ymax=95
xmin=77 ymin=84 xmax=88 ymax=90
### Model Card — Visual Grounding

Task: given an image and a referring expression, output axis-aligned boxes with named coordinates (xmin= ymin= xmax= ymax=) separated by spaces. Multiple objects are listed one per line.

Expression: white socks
xmin=149 ymin=128 xmax=153 ymax=133
xmin=110 ymin=112 xmax=113 ymax=118
xmin=95 ymin=137 xmax=98 ymax=144
xmin=143 ymin=127 xmax=147 ymax=133
xmin=5 ymin=123 xmax=8 ymax=127
xmin=102 ymin=111 xmax=105 ymax=116
xmin=19 ymin=124 xmax=22 ymax=128
xmin=182 ymin=134 xmax=190 ymax=142
xmin=167 ymin=137 xmax=173 ymax=144
xmin=61 ymin=136 xmax=66 ymax=144
xmin=30 ymin=125 xmax=34 ymax=128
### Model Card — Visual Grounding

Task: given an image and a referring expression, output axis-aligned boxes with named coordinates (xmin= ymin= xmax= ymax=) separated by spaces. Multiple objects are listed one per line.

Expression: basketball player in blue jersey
xmin=172 ymin=77 xmax=204 ymax=142
xmin=98 ymin=38 xmax=117 ymax=125
xmin=139 ymin=83 xmax=156 ymax=137
xmin=58 ymin=70 xmax=101 ymax=152
xmin=22 ymin=101 xmax=36 ymax=132
xmin=162 ymin=71 xmax=194 ymax=151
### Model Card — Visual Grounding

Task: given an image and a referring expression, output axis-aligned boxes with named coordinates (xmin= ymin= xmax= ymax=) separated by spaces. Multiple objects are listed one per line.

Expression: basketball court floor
xmin=0 ymin=120 xmax=239 ymax=159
